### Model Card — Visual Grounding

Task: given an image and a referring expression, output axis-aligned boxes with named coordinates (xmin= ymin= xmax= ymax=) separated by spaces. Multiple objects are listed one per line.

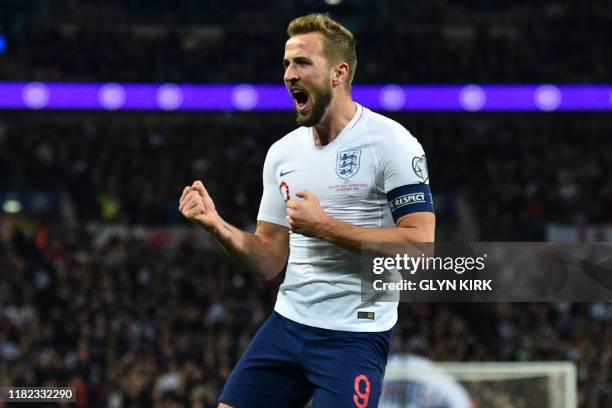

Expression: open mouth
xmin=291 ymin=89 xmax=310 ymax=111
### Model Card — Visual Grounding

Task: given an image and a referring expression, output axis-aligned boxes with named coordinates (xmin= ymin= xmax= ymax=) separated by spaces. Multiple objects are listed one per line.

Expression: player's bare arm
xmin=286 ymin=189 xmax=435 ymax=251
xmin=179 ymin=180 xmax=289 ymax=280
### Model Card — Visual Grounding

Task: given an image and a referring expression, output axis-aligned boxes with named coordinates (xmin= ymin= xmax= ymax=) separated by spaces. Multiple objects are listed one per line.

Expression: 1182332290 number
xmin=0 ymin=387 xmax=75 ymax=402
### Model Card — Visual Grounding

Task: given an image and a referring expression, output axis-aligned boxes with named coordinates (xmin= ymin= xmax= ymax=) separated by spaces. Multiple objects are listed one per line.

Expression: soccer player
xmin=179 ymin=13 xmax=435 ymax=408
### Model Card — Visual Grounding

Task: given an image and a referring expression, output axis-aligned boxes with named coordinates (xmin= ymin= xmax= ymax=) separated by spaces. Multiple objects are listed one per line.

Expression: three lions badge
xmin=336 ymin=150 xmax=361 ymax=179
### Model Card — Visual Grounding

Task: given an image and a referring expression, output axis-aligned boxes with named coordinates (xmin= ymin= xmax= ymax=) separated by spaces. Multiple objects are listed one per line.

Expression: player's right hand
xmin=178 ymin=180 xmax=222 ymax=232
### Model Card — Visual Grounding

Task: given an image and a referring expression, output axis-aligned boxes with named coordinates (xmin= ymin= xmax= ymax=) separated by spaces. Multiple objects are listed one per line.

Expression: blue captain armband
xmin=386 ymin=184 xmax=435 ymax=223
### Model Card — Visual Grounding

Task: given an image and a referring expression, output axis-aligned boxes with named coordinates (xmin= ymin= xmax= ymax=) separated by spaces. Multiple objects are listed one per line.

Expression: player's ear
xmin=331 ymin=62 xmax=349 ymax=87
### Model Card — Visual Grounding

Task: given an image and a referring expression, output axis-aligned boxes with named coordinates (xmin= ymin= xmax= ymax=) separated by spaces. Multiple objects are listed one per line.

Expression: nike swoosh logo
xmin=280 ymin=170 xmax=297 ymax=177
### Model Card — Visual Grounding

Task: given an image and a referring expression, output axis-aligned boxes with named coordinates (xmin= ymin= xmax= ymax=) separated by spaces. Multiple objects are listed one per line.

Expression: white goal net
xmin=381 ymin=356 xmax=577 ymax=408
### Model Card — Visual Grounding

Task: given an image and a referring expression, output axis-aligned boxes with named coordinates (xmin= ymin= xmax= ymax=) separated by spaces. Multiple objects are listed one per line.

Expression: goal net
xmin=381 ymin=356 xmax=577 ymax=408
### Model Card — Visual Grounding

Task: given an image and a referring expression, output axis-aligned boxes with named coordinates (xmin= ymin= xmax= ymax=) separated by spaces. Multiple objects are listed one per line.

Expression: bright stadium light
xmin=0 ymin=34 xmax=7 ymax=55
xmin=156 ymin=83 xmax=183 ymax=111
xmin=2 ymin=82 xmax=612 ymax=112
xmin=535 ymin=84 xmax=561 ymax=111
xmin=231 ymin=84 xmax=259 ymax=111
xmin=3 ymin=199 xmax=22 ymax=214
xmin=379 ymin=85 xmax=406 ymax=111
xmin=325 ymin=0 xmax=342 ymax=5
xmin=459 ymin=84 xmax=486 ymax=111
xmin=99 ymin=83 xmax=126 ymax=110
xmin=22 ymin=82 xmax=50 ymax=109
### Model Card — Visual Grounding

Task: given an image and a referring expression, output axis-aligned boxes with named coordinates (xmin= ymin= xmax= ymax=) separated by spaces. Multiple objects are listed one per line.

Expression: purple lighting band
xmin=1 ymin=82 xmax=611 ymax=112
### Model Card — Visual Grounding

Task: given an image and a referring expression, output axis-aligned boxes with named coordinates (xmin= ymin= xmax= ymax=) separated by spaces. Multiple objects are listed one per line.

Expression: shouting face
xmin=283 ymin=32 xmax=333 ymax=127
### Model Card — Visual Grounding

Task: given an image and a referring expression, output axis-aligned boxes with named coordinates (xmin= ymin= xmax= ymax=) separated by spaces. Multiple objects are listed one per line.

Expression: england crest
xmin=336 ymin=150 xmax=361 ymax=179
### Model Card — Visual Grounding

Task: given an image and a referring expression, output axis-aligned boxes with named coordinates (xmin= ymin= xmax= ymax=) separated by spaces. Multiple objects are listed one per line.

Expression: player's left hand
xmin=286 ymin=190 xmax=329 ymax=237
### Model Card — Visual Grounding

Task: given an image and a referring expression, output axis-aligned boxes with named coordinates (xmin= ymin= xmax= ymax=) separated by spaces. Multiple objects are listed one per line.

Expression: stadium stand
xmin=0 ymin=1 xmax=610 ymax=407
xmin=0 ymin=1 xmax=611 ymax=83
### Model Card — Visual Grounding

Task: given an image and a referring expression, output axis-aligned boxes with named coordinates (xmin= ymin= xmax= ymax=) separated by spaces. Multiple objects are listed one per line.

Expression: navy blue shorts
xmin=219 ymin=311 xmax=393 ymax=408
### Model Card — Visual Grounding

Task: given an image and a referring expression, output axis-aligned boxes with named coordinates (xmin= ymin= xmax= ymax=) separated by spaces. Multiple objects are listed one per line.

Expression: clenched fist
xmin=178 ymin=180 xmax=222 ymax=232
xmin=286 ymin=190 xmax=330 ymax=237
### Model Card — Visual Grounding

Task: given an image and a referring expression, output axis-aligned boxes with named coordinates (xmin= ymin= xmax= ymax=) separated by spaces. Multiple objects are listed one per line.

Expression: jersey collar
xmin=310 ymin=102 xmax=365 ymax=150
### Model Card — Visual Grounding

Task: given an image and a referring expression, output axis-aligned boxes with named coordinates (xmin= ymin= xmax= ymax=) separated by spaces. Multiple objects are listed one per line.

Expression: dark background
xmin=0 ymin=1 xmax=610 ymax=407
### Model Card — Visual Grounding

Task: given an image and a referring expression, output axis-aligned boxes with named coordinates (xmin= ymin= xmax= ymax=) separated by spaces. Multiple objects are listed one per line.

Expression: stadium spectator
xmin=1 ymin=222 xmax=610 ymax=406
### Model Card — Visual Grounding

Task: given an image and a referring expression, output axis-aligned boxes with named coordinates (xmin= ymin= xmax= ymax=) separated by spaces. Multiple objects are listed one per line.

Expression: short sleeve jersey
xmin=258 ymin=103 xmax=432 ymax=332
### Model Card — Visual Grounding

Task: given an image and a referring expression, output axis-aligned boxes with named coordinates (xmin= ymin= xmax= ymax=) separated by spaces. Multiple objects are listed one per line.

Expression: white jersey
xmin=257 ymin=103 xmax=431 ymax=332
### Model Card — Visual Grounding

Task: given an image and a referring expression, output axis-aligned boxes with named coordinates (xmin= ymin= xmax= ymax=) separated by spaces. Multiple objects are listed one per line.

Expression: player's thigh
xmin=308 ymin=333 xmax=391 ymax=407
xmin=219 ymin=357 xmax=312 ymax=408
xmin=219 ymin=313 xmax=313 ymax=408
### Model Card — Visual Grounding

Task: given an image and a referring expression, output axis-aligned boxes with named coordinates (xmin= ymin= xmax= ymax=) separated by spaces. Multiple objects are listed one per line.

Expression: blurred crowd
xmin=1 ymin=220 xmax=610 ymax=407
xmin=1 ymin=1 xmax=611 ymax=407
xmin=0 ymin=113 xmax=284 ymax=228
xmin=0 ymin=112 xmax=611 ymax=406
xmin=1 ymin=113 xmax=611 ymax=239
xmin=1 ymin=0 xmax=611 ymax=83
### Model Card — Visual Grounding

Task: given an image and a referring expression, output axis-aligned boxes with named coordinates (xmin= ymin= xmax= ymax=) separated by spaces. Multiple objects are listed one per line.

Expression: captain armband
xmin=386 ymin=184 xmax=434 ymax=223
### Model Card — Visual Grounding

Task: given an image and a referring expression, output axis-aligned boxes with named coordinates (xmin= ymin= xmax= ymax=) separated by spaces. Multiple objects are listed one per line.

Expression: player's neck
xmin=313 ymin=95 xmax=356 ymax=147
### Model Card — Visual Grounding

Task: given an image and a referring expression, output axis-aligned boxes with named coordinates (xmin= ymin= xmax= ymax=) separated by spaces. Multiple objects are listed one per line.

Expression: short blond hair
xmin=287 ymin=13 xmax=357 ymax=89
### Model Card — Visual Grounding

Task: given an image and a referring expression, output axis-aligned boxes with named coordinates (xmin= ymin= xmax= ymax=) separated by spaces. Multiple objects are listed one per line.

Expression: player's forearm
xmin=316 ymin=217 xmax=434 ymax=253
xmin=209 ymin=220 xmax=285 ymax=280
